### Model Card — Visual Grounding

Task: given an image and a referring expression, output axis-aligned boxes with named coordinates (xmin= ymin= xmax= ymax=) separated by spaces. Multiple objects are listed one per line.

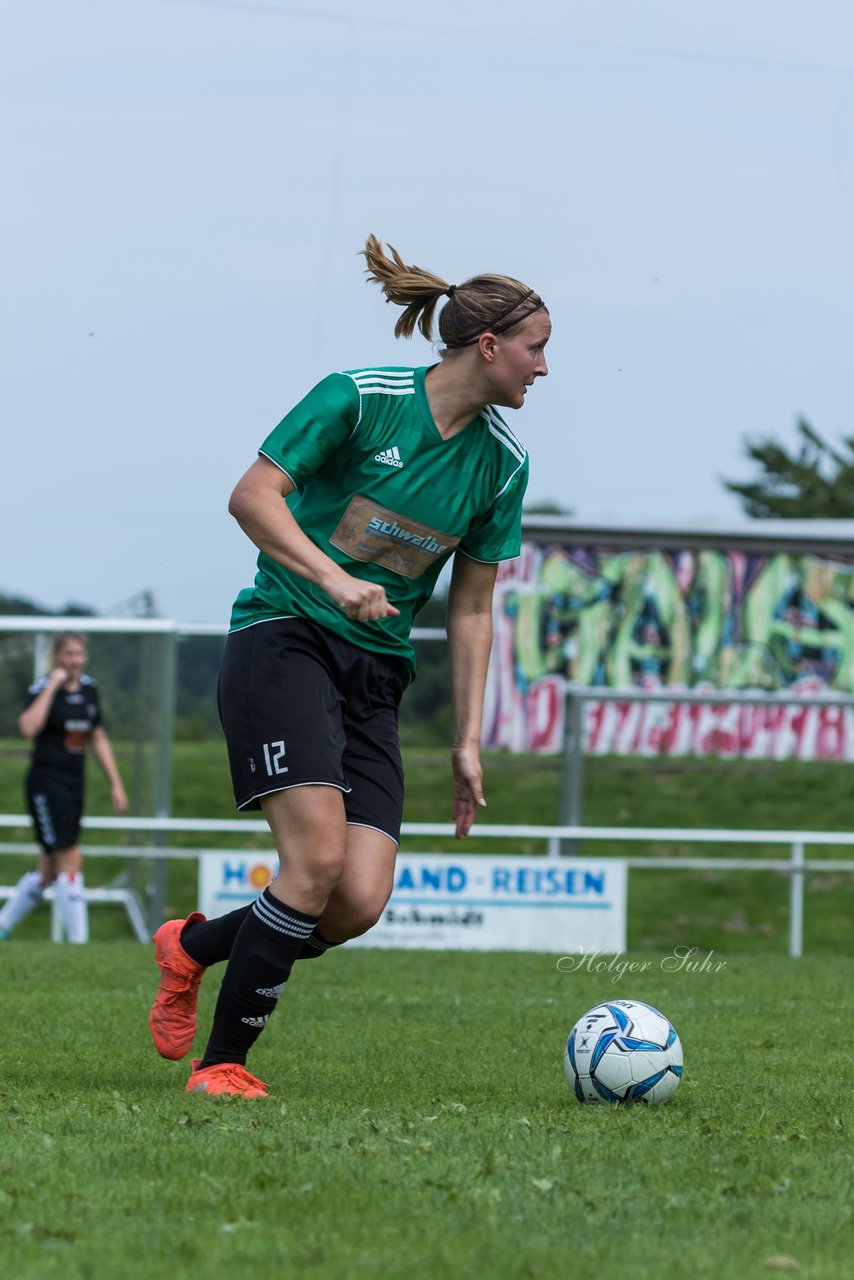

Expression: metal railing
xmin=1 ymin=815 xmax=852 ymax=956
xmin=558 ymin=685 xmax=854 ymax=853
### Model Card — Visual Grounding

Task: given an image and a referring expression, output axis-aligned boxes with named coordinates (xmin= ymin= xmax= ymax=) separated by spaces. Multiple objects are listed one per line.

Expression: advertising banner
xmin=198 ymin=852 xmax=626 ymax=953
xmin=349 ymin=854 xmax=626 ymax=953
xmin=198 ymin=852 xmax=279 ymax=920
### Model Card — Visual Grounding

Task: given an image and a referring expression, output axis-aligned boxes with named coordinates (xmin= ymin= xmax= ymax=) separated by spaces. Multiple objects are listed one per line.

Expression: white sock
xmin=0 ymin=870 xmax=45 ymax=933
xmin=55 ymin=871 xmax=89 ymax=944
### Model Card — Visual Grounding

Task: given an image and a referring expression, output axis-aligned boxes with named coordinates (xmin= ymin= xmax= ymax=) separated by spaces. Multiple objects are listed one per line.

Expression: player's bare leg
xmin=185 ymin=785 xmax=347 ymax=1096
xmin=298 ymin=824 xmax=398 ymax=958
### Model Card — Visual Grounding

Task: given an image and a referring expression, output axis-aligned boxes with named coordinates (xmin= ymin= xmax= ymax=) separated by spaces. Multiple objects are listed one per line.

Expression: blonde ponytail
xmin=361 ymin=234 xmax=545 ymax=347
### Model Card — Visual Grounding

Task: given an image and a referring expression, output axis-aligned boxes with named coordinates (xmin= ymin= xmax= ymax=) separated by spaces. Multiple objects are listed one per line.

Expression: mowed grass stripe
xmin=0 ymin=947 xmax=850 ymax=1280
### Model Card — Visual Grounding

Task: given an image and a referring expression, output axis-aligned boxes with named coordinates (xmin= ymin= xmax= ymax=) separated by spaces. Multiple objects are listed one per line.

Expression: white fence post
xmin=50 ymin=892 xmax=63 ymax=943
xmin=789 ymin=841 xmax=805 ymax=958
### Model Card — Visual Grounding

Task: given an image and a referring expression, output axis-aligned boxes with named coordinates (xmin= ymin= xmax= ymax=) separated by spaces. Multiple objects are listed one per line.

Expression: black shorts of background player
xmin=148 ymin=234 xmax=552 ymax=1097
xmin=0 ymin=631 xmax=127 ymax=943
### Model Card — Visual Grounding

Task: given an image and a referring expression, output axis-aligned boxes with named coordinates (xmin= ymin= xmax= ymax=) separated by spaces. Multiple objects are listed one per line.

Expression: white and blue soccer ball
xmin=564 ymin=999 xmax=684 ymax=1105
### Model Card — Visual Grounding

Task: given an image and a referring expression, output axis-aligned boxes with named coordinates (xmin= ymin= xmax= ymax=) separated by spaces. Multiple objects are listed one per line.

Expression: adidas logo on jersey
xmin=375 ymin=446 xmax=403 ymax=468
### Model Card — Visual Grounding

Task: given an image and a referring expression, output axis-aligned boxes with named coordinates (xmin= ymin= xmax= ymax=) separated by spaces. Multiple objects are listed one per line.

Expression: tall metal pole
xmin=148 ymin=629 xmax=178 ymax=931
xmin=789 ymin=840 xmax=805 ymax=958
xmin=33 ymin=632 xmax=50 ymax=678
xmin=558 ymin=687 xmax=584 ymax=856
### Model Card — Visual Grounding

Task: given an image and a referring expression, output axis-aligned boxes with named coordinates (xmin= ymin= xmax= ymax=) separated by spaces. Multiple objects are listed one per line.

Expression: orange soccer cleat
xmin=149 ymin=913 xmax=206 ymax=1060
xmin=184 ymin=1060 xmax=269 ymax=1099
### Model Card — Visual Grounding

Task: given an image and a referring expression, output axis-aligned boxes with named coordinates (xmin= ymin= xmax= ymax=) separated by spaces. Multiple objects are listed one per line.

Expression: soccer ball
xmin=564 ymin=999 xmax=683 ymax=1104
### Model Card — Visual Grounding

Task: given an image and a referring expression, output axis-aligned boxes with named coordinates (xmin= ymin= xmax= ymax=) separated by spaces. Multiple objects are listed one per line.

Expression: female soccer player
xmin=149 ymin=235 xmax=551 ymax=1096
xmin=0 ymin=631 xmax=128 ymax=943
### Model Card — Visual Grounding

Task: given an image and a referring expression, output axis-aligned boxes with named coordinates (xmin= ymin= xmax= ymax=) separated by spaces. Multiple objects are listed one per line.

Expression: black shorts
xmin=217 ymin=617 xmax=409 ymax=845
xmin=26 ymin=774 xmax=83 ymax=853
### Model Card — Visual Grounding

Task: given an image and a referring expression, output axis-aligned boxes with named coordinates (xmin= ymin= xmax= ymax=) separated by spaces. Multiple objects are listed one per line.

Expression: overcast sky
xmin=2 ymin=0 xmax=853 ymax=621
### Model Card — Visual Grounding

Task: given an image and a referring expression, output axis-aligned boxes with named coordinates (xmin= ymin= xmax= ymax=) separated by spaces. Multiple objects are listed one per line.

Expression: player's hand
xmin=451 ymin=742 xmax=486 ymax=838
xmin=49 ymin=666 xmax=68 ymax=685
xmin=328 ymin=573 xmax=400 ymax=622
xmin=111 ymin=782 xmax=128 ymax=814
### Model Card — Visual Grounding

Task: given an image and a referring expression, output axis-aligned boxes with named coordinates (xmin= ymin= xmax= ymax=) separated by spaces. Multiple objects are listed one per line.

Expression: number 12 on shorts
xmin=262 ymin=740 xmax=288 ymax=775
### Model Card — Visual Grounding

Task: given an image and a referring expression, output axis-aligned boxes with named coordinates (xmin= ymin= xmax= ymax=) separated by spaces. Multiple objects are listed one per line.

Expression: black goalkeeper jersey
xmin=25 ymin=675 xmax=102 ymax=782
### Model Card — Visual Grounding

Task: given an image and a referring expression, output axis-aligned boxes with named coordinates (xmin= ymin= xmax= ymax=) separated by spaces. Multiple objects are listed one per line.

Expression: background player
xmin=0 ymin=631 xmax=128 ymax=942
xmin=149 ymin=235 xmax=551 ymax=1096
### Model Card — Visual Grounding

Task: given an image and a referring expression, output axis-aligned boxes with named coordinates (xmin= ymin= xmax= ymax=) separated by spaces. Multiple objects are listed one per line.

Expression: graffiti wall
xmin=483 ymin=543 xmax=854 ymax=759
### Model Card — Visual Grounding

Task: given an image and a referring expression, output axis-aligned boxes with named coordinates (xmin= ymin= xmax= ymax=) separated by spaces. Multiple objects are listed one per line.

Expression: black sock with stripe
xmin=183 ymin=912 xmax=342 ymax=968
xmin=295 ymin=929 xmax=343 ymax=961
xmin=198 ymin=888 xmax=318 ymax=1068
xmin=180 ymin=905 xmax=253 ymax=967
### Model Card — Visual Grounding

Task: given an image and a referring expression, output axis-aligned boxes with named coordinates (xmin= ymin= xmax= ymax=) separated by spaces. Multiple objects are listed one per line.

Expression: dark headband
xmin=443 ymin=288 xmax=544 ymax=349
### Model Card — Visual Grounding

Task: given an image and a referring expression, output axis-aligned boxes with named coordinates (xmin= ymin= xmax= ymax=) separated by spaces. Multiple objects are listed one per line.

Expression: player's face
xmin=488 ymin=310 xmax=551 ymax=410
xmin=56 ymin=642 xmax=87 ymax=677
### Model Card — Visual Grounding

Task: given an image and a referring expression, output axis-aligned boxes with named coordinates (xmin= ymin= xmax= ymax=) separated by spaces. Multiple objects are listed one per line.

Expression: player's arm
xmin=18 ymin=669 xmax=66 ymax=739
xmin=228 ymin=458 xmax=399 ymax=623
xmin=445 ymin=553 xmax=499 ymax=838
xmin=89 ymin=725 xmax=128 ymax=813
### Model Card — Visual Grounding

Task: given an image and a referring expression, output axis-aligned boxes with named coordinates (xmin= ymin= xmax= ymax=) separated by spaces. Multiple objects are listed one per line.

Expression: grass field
xmin=0 ymin=742 xmax=852 ymax=1277
xmin=1 ymin=946 xmax=850 ymax=1280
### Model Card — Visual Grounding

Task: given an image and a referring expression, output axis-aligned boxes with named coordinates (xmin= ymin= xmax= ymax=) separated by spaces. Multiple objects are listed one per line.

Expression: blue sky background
xmin=2 ymin=0 xmax=853 ymax=620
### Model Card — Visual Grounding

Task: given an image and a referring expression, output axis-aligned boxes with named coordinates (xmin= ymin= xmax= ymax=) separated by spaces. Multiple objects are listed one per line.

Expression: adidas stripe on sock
xmin=199 ymin=888 xmax=318 ymax=1067
xmin=296 ymin=929 xmax=342 ymax=961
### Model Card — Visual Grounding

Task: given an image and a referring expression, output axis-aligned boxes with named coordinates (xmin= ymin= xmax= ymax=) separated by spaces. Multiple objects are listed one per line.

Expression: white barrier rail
xmin=1 ymin=816 xmax=852 ymax=956
xmin=0 ymin=882 xmax=151 ymax=944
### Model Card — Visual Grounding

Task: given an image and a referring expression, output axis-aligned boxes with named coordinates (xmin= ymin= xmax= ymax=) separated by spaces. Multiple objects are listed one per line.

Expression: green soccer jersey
xmin=229 ymin=365 xmax=529 ymax=674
